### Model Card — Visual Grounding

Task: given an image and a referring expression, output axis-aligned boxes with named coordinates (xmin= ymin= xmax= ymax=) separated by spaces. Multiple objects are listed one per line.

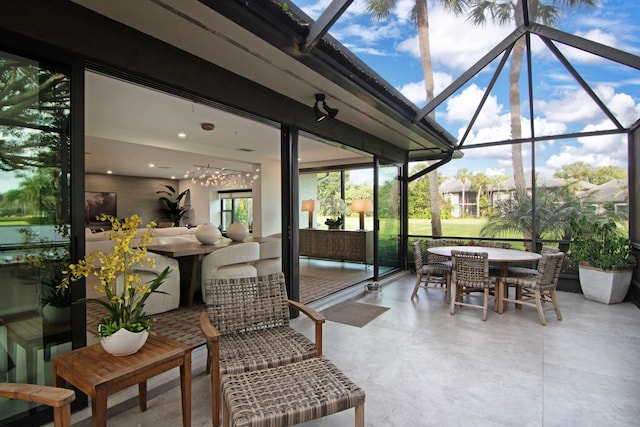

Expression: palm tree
xmin=454 ymin=168 xmax=470 ymax=217
xmin=470 ymin=171 xmax=490 ymax=218
xmin=486 ymin=174 xmax=509 ymax=212
xmin=366 ymin=0 xmax=471 ymax=236
xmin=480 ymin=183 xmax=598 ymax=252
xmin=466 ymin=0 xmax=596 ymax=192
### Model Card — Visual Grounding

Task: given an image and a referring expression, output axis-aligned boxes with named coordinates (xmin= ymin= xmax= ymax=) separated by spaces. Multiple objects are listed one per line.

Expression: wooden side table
xmin=51 ymin=335 xmax=191 ymax=427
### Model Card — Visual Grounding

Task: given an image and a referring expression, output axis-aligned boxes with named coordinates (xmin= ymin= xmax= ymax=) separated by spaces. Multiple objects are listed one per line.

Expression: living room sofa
xmin=85 ymin=226 xmax=198 ymax=254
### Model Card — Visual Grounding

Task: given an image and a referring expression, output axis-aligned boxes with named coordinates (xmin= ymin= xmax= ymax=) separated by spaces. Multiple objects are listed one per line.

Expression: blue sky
xmin=296 ymin=0 xmax=640 ymax=182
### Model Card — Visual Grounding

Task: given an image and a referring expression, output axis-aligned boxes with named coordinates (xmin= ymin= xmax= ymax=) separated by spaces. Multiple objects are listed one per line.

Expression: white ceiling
xmin=85 ymin=71 xmax=371 ymax=179
xmin=74 ymin=0 xmax=446 ymax=178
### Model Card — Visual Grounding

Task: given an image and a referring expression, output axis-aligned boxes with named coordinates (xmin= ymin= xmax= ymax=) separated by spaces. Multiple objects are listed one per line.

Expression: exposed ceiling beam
xmin=529 ymin=23 xmax=640 ymax=70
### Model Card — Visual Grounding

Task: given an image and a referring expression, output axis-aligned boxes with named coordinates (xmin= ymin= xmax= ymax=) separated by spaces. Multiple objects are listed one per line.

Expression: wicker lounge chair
xmin=200 ymin=272 xmax=325 ymax=426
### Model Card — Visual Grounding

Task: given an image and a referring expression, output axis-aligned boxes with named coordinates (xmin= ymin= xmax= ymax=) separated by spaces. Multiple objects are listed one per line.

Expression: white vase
xmin=100 ymin=328 xmax=149 ymax=356
xmin=195 ymin=223 xmax=222 ymax=244
xmin=226 ymin=222 xmax=250 ymax=242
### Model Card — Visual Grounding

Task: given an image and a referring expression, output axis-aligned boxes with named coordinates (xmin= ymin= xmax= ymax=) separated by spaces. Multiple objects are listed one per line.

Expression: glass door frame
xmin=373 ymin=156 xmax=404 ymax=280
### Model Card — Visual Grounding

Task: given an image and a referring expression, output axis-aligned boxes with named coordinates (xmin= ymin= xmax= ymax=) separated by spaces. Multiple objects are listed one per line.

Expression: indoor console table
xmin=51 ymin=335 xmax=191 ymax=427
xmin=299 ymin=229 xmax=373 ymax=264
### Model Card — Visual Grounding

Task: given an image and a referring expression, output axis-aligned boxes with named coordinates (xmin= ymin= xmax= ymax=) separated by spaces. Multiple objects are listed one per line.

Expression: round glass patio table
xmin=427 ymin=246 xmax=542 ymax=314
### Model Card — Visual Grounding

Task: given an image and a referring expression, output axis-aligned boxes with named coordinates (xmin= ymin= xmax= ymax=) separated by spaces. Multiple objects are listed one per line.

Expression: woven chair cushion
xmin=422 ymin=261 xmax=452 ymax=275
xmin=507 ymin=266 xmax=538 ymax=277
xmin=221 ymin=357 xmax=365 ymax=427
xmin=220 ymin=327 xmax=318 ymax=375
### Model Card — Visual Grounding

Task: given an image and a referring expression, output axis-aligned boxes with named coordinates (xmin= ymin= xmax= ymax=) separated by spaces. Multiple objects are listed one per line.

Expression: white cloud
xmin=536 ymin=84 xmax=640 ymax=127
xmin=486 ymin=167 xmax=508 ymax=176
xmin=445 ymin=84 xmax=503 ymax=127
xmin=594 ymin=85 xmax=640 ymax=126
xmin=398 ymin=80 xmax=427 ymax=105
xmin=345 ymin=44 xmax=394 ymax=56
xmin=545 ymin=131 xmax=628 ymax=172
xmin=536 ymin=89 xmax=603 ymax=123
xmin=397 ymin=72 xmax=453 ymax=106
xmin=568 ymin=29 xmax=621 ymax=62
xmin=335 ymin=22 xmax=401 ymax=44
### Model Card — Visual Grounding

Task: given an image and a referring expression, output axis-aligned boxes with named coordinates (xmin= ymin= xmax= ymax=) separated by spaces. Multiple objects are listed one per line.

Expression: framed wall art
xmin=85 ymin=191 xmax=117 ymax=224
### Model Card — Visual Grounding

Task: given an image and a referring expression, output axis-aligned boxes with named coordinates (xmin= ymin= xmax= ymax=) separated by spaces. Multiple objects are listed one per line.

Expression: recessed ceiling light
xmin=201 ymin=123 xmax=215 ymax=131
xmin=107 ymin=170 xmax=112 ymax=174
xmin=171 ymin=176 xmax=176 ymax=179
xmin=149 ymin=163 xmax=155 ymax=168
xmin=178 ymin=132 xmax=186 ymax=138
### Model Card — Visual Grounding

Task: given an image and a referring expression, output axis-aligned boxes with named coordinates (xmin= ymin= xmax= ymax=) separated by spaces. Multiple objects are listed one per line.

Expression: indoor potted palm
xmin=569 ymin=217 xmax=636 ymax=304
xmin=157 ymin=185 xmax=190 ymax=227
xmin=60 ymin=214 xmax=172 ymax=355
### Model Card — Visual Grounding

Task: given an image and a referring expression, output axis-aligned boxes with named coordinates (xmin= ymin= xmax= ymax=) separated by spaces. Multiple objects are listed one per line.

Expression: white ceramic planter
xmin=195 ymin=223 xmax=222 ymax=244
xmin=578 ymin=263 xmax=633 ymax=304
xmin=100 ymin=328 xmax=149 ymax=356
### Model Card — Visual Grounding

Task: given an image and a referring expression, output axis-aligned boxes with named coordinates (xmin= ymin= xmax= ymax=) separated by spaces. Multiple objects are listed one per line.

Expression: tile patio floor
xmin=58 ymin=271 xmax=640 ymax=426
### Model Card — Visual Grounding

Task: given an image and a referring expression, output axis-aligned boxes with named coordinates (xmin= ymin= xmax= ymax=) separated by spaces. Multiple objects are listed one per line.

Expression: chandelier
xmin=184 ymin=164 xmax=260 ymax=188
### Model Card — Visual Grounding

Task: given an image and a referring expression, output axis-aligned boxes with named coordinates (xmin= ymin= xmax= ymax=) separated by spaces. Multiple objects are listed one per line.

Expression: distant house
xmin=580 ymin=179 xmax=629 ymax=218
xmin=440 ymin=174 xmax=590 ymax=218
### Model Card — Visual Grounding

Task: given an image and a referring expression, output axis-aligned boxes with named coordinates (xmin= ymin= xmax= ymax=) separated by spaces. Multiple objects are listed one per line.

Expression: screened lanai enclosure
xmin=0 ymin=1 xmax=639 ymax=425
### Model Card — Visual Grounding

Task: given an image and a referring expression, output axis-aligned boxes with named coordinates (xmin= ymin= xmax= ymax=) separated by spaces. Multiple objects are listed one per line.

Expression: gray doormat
xmin=320 ymin=302 xmax=390 ymax=328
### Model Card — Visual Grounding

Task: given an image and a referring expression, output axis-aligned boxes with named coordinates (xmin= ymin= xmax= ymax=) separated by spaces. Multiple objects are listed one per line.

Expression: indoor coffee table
xmin=51 ymin=334 xmax=191 ymax=427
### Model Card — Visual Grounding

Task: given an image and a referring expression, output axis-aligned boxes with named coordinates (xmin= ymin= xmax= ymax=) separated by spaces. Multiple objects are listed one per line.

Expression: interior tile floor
xmin=52 ymin=272 xmax=640 ymax=427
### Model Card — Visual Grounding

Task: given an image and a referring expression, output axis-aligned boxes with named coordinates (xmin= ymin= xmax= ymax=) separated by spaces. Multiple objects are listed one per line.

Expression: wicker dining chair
xmin=411 ymin=240 xmax=452 ymax=302
xmin=449 ymin=250 xmax=497 ymax=321
xmin=502 ymin=252 xmax=565 ymax=325
xmin=479 ymin=240 xmax=511 ymax=249
xmin=507 ymin=245 xmax=560 ymax=277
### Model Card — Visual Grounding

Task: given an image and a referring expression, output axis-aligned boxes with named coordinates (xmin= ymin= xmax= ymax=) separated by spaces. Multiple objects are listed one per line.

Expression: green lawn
xmin=322 ymin=216 xmax=516 ymax=240
xmin=0 ymin=220 xmax=31 ymax=226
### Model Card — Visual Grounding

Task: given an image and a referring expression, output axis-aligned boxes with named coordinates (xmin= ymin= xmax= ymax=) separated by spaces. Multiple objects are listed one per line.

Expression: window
xmin=219 ymin=190 xmax=253 ymax=232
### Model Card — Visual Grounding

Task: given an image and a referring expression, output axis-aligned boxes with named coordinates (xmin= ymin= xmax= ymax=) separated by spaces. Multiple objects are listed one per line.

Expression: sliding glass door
xmin=0 ymin=50 xmax=72 ymax=424
xmin=376 ymin=160 xmax=402 ymax=276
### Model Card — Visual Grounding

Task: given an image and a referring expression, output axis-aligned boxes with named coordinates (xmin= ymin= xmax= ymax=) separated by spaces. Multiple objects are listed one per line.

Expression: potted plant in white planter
xmin=60 ymin=214 xmax=172 ymax=355
xmin=569 ymin=217 xmax=637 ymax=304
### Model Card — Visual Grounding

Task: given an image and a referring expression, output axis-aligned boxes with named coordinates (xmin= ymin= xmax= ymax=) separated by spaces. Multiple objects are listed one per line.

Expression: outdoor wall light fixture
xmin=313 ymin=93 xmax=339 ymax=122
